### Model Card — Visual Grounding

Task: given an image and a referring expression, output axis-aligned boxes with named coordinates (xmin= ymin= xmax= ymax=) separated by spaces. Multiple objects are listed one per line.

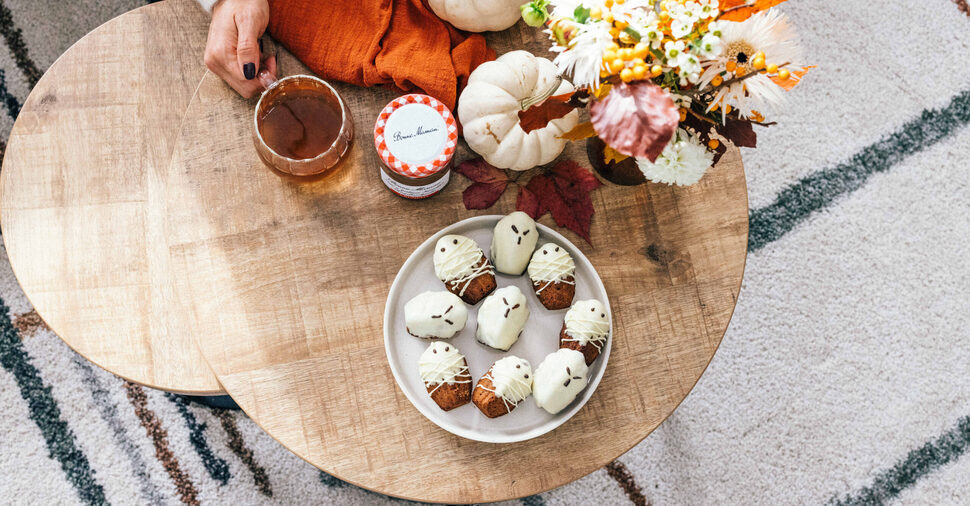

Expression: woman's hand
xmin=203 ymin=0 xmax=277 ymax=98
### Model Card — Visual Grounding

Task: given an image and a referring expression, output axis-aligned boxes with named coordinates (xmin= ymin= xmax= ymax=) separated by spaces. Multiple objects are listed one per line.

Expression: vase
xmin=585 ymin=137 xmax=646 ymax=186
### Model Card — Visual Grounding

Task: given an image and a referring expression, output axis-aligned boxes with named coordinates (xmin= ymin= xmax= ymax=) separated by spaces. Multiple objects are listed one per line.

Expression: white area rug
xmin=1 ymin=0 xmax=969 ymax=504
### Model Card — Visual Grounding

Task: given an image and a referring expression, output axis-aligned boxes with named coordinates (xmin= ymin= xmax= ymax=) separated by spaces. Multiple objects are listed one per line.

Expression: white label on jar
xmin=380 ymin=169 xmax=450 ymax=199
xmin=384 ymin=103 xmax=448 ymax=166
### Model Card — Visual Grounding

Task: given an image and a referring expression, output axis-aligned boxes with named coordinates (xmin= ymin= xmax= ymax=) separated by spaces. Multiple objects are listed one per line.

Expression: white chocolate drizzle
xmin=433 ymin=235 xmax=494 ymax=297
xmin=419 ymin=342 xmax=470 ymax=395
xmin=476 ymin=356 xmax=532 ymax=413
xmin=563 ymin=299 xmax=610 ymax=351
xmin=528 ymin=242 xmax=576 ymax=294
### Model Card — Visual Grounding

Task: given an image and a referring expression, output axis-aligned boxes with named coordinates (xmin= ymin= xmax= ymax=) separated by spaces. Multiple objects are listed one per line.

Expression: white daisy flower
xmin=698 ymin=10 xmax=804 ymax=119
xmin=550 ymin=20 xmax=614 ymax=89
xmin=636 ymin=128 xmax=713 ymax=186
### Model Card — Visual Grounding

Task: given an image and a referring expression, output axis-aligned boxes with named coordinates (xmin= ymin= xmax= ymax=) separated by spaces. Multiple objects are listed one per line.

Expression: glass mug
xmin=252 ymin=70 xmax=354 ymax=179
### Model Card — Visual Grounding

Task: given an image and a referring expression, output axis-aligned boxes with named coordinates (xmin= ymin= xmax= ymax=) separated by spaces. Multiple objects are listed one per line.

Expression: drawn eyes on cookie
xmin=510 ymin=224 xmax=532 ymax=245
xmin=431 ymin=344 xmax=451 ymax=354
xmin=439 ymin=239 xmax=459 ymax=253
xmin=501 ymin=297 xmax=521 ymax=318
xmin=430 ymin=305 xmax=455 ymax=325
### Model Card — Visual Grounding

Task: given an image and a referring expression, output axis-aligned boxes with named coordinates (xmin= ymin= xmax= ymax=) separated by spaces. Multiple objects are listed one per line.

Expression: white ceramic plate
xmin=383 ymin=215 xmax=612 ymax=443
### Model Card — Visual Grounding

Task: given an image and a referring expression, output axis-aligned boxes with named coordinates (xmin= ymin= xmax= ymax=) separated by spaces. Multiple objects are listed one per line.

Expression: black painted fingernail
xmin=243 ymin=62 xmax=256 ymax=80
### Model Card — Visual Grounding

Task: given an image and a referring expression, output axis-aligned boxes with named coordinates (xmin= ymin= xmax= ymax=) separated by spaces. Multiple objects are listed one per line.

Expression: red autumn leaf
xmin=463 ymin=181 xmax=509 ymax=209
xmin=455 ymin=157 xmax=508 ymax=184
xmin=523 ymin=160 xmax=600 ymax=244
xmin=590 ymin=81 xmax=679 ymax=163
xmin=516 ymin=185 xmax=541 ymax=219
xmin=518 ymin=92 xmax=581 ymax=134
xmin=456 ymin=158 xmax=510 ymax=210
xmin=551 ymin=159 xmax=603 ymax=193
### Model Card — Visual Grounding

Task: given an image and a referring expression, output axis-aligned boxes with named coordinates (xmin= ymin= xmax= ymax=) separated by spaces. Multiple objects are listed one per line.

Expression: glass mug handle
xmin=257 ymin=69 xmax=277 ymax=91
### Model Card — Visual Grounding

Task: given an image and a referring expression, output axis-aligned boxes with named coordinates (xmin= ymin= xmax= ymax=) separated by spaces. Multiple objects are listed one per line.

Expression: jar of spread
xmin=374 ymin=94 xmax=457 ymax=199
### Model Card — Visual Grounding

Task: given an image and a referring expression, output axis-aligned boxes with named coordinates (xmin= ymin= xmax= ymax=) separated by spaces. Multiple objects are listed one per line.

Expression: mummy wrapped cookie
xmin=490 ymin=211 xmax=538 ymax=275
xmin=419 ymin=342 xmax=472 ymax=411
xmin=533 ymin=349 xmax=589 ymax=414
xmin=404 ymin=291 xmax=467 ymax=339
xmin=560 ymin=299 xmax=610 ymax=365
xmin=472 ymin=356 xmax=533 ymax=418
xmin=476 ymin=286 xmax=529 ymax=351
xmin=527 ymin=243 xmax=576 ymax=310
xmin=433 ymin=234 xmax=497 ymax=305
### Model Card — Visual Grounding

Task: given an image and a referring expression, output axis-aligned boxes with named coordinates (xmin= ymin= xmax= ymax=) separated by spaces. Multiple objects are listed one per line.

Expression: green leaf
xmin=573 ymin=4 xmax=591 ymax=24
xmin=622 ymin=26 xmax=641 ymax=42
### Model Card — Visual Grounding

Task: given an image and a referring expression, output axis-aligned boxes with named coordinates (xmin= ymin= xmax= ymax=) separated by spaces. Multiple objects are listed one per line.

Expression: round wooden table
xmin=164 ymin=32 xmax=749 ymax=504
xmin=0 ymin=0 xmax=223 ymax=394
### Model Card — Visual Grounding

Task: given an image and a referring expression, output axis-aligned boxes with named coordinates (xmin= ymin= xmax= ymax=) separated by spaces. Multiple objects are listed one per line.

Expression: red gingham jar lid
xmin=374 ymin=94 xmax=458 ymax=178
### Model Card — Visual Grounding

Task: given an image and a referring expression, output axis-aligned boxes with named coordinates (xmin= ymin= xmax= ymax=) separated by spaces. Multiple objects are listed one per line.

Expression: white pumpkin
xmin=458 ymin=51 xmax=579 ymax=171
xmin=427 ymin=0 xmax=522 ymax=32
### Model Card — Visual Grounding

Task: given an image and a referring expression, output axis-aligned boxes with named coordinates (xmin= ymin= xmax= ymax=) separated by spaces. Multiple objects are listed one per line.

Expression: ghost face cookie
xmin=490 ymin=211 xmax=539 ymax=275
xmin=433 ymin=235 xmax=497 ymax=305
xmin=419 ymin=342 xmax=472 ymax=411
xmin=533 ymin=349 xmax=589 ymax=414
xmin=472 ymin=356 xmax=533 ymax=418
xmin=527 ymin=243 xmax=576 ymax=310
xmin=404 ymin=291 xmax=467 ymax=339
xmin=560 ymin=299 xmax=610 ymax=365
xmin=476 ymin=286 xmax=530 ymax=351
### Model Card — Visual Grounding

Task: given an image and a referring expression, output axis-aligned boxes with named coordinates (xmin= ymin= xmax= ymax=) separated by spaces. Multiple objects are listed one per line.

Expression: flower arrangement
xmin=520 ymin=0 xmax=811 ymax=186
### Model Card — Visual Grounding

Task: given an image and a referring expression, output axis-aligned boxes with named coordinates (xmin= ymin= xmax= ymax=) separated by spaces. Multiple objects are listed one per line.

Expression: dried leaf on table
xmin=719 ymin=0 xmax=789 ymax=22
xmin=516 ymin=185 xmax=541 ymax=218
xmin=589 ymin=81 xmax=679 ymax=163
xmin=558 ymin=121 xmax=597 ymax=141
xmin=523 ymin=160 xmax=601 ymax=243
xmin=518 ymin=92 xmax=581 ymax=134
xmin=456 ymin=158 xmax=510 ymax=209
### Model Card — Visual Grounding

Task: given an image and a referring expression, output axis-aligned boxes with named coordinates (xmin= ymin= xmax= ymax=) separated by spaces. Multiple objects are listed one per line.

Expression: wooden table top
xmin=0 ymin=0 xmax=223 ymax=394
xmin=165 ymin=29 xmax=748 ymax=504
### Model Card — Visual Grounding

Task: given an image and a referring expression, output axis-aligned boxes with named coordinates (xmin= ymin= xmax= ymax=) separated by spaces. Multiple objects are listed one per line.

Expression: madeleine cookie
xmin=433 ymin=234 xmax=496 ymax=305
xmin=404 ymin=291 xmax=467 ymax=339
xmin=527 ymin=243 xmax=576 ymax=310
xmin=472 ymin=356 xmax=533 ymax=418
xmin=419 ymin=342 xmax=472 ymax=411
xmin=560 ymin=299 xmax=610 ymax=365
xmin=490 ymin=211 xmax=538 ymax=275
xmin=533 ymin=349 xmax=589 ymax=414
xmin=475 ymin=286 xmax=530 ymax=351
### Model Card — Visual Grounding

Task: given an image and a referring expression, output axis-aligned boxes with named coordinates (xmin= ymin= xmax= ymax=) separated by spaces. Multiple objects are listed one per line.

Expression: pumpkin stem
xmin=520 ymin=74 xmax=564 ymax=110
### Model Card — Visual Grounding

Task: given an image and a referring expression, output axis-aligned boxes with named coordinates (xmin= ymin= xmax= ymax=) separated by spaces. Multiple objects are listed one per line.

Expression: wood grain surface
xmin=0 ymin=0 xmax=222 ymax=394
xmin=167 ymin=28 xmax=748 ymax=503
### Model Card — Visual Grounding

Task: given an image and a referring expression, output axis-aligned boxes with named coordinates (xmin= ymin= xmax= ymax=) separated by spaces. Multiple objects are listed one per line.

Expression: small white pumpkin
xmin=458 ymin=51 xmax=579 ymax=171
xmin=427 ymin=0 xmax=523 ymax=32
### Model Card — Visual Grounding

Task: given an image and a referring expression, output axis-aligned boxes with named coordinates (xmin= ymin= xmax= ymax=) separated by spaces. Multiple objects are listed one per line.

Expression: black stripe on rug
xmin=748 ymin=88 xmax=970 ymax=251
xmin=165 ymin=393 xmax=231 ymax=485
xmin=0 ymin=297 xmax=106 ymax=505
xmin=0 ymin=0 xmax=41 ymax=87
xmin=0 ymin=68 xmax=21 ymax=118
xmin=830 ymin=415 xmax=970 ymax=505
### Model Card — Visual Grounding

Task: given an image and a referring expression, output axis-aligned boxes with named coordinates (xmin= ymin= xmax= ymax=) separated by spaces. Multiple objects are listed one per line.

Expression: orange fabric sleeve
xmin=267 ymin=0 xmax=495 ymax=110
